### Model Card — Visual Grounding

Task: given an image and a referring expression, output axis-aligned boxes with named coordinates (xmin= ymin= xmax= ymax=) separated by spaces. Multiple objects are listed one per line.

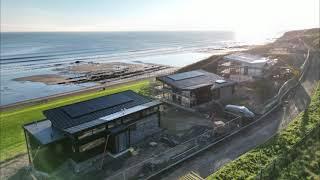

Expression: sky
xmin=1 ymin=0 xmax=319 ymax=38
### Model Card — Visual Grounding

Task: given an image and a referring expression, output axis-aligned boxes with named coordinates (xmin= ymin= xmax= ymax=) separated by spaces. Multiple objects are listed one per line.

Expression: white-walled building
xmin=222 ymin=53 xmax=271 ymax=81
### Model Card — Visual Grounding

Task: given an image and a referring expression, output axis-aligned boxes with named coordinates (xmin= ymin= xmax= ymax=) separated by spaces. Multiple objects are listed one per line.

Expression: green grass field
xmin=207 ymin=84 xmax=320 ymax=179
xmin=0 ymin=80 xmax=150 ymax=162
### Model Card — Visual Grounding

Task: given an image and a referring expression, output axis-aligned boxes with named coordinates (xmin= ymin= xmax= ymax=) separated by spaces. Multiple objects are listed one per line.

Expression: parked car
xmin=224 ymin=105 xmax=255 ymax=120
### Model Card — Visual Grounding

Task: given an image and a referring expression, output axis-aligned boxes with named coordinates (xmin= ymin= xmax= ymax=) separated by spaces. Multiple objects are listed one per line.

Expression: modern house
xmin=221 ymin=53 xmax=271 ymax=81
xmin=23 ymin=90 xmax=162 ymax=173
xmin=156 ymin=70 xmax=236 ymax=108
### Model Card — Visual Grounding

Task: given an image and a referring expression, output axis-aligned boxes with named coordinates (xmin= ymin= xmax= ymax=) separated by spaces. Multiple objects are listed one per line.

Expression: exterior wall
xmin=240 ymin=66 xmax=263 ymax=77
xmin=219 ymin=86 xmax=234 ymax=100
xmin=26 ymin=132 xmax=72 ymax=173
xmin=180 ymin=96 xmax=191 ymax=107
xmin=163 ymin=92 xmax=192 ymax=107
xmin=130 ymin=113 xmax=160 ymax=144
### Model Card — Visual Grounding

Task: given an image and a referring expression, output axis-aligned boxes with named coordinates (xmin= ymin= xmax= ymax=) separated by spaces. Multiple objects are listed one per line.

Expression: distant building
xmin=23 ymin=90 xmax=162 ymax=173
xmin=222 ymin=53 xmax=272 ymax=81
xmin=156 ymin=70 xmax=236 ymax=108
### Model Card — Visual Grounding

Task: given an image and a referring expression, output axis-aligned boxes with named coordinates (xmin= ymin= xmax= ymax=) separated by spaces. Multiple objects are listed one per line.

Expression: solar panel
xmin=63 ymin=94 xmax=133 ymax=118
xmin=168 ymin=71 xmax=204 ymax=81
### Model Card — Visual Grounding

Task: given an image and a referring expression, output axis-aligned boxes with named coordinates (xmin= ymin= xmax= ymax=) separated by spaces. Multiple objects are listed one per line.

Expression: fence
xmin=106 ymin=116 xmax=242 ymax=180
xmin=254 ymin=125 xmax=320 ymax=180
xmin=260 ymin=49 xmax=311 ymax=114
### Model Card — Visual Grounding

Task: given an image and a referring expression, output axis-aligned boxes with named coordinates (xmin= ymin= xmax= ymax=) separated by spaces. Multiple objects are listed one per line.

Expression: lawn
xmin=207 ymin=84 xmax=320 ymax=179
xmin=0 ymin=80 xmax=150 ymax=162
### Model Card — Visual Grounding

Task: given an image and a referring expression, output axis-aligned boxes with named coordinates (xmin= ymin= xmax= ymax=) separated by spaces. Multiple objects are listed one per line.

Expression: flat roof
xmin=43 ymin=90 xmax=160 ymax=134
xmin=224 ymin=53 xmax=269 ymax=64
xmin=157 ymin=70 xmax=235 ymax=90
xmin=23 ymin=120 xmax=65 ymax=145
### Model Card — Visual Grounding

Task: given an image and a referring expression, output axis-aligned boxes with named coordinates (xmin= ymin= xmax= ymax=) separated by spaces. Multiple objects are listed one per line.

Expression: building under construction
xmin=156 ymin=70 xmax=236 ymax=108
xmin=220 ymin=53 xmax=272 ymax=82
xmin=23 ymin=90 xmax=162 ymax=173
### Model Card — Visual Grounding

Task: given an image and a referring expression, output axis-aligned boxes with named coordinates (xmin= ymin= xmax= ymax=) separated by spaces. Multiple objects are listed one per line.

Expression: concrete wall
xmin=130 ymin=113 xmax=161 ymax=144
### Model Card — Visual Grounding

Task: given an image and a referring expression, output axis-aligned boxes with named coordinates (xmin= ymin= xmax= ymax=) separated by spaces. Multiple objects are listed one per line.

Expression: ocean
xmin=0 ymin=31 xmax=235 ymax=105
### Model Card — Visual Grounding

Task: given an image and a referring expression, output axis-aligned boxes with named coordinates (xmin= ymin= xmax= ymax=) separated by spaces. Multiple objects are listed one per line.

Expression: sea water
xmin=0 ymin=31 xmax=234 ymax=105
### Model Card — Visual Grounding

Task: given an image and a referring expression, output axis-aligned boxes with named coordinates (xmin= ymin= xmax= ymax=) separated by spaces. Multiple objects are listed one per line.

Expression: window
xmin=129 ymin=123 xmax=137 ymax=130
xmin=78 ymin=126 xmax=106 ymax=140
xmin=79 ymin=137 xmax=106 ymax=152
xmin=244 ymin=66 xmax=249 ymax=75
xmin=142 ymin=107 xmax=158 ymax=116
xmin=116 ymin=131 xmax=129 ymax=152
xmin=124 ymin=112 xmax=141 ymax=123
xmin=107 ymin=123 xmax=115 ymax=129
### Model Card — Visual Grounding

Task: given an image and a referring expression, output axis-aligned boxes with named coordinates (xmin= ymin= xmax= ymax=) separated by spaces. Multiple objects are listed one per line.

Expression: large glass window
xmin=142 ymin=107 xmax=158 ymax=116
xmin=78 ymin=126 xmax=106 ymax=140
xmin=79 ymin=137 xmax=106 ymax=152
xmin=117 ymin=132 xmax=129 ymax=152
xmin=122 ymin=112 xmax=141 ymax=124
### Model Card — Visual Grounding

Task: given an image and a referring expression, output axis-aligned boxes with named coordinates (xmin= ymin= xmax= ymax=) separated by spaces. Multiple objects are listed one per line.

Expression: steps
xmin=180 ymin=171 xmax=204 ymax=180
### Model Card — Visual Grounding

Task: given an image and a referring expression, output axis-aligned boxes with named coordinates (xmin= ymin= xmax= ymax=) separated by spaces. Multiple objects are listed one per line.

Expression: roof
xmin=64 ymin=101 xmax=161 ymax=134
xmin=43 ymin=90 xmax=161 ymax=134
xmin=157 ymin=70 xmax=235 ymax=90
xmin=224 ymin=53 xmax=269 ymax=65
xmin=23 ymin=120 xmax=65 ymax=145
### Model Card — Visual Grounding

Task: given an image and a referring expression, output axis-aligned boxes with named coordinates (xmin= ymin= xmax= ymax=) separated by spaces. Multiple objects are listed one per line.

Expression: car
xmin=224 ymin=105 xmax=255 ymax=120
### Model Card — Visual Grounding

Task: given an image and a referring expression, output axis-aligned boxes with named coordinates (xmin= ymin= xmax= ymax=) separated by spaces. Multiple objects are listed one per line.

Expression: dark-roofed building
xmin=156 ymin=70 xmax=236 ymax=108
xmin=23 ymin=90 xmax=162 ymax=173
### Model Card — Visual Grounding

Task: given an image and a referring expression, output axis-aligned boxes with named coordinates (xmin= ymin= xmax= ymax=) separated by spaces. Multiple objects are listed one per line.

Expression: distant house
xmin=23 ymin=90 xmax=162 ymax=173
xmin=156 ymin=70 xmax=236 ymax=108
xmin=222 ymin=53 xmax=271 ymax=81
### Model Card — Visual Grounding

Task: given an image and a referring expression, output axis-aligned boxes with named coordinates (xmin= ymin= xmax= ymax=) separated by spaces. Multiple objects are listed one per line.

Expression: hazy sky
xmin=1 ymin=0 xmax=319 ymax=35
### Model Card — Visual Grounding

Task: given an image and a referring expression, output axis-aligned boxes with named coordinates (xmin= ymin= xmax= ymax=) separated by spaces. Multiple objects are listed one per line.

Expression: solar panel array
xmin=43 ymin=90 xmax=154 ymax=133
xmin=168 ymin=71 xmax=204 ymax=81
xmin=62 ymin=95 xmax=133 ymax=118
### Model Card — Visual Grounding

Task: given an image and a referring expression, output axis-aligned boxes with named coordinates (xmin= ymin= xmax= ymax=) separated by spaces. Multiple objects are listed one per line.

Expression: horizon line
xmin=0 ymin=29 xmax=235 ymax=33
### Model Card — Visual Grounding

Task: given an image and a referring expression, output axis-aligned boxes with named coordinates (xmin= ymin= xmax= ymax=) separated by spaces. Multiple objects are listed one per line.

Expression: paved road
xmin=156 ymin=52 xmax=319 ymax=180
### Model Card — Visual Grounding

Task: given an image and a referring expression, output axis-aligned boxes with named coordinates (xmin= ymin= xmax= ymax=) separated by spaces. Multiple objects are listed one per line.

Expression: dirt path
xmin=154 ymin=52 xmax=319 ymax=179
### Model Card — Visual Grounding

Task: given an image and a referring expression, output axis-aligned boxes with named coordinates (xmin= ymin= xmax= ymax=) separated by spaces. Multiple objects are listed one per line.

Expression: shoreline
xmin=0 ymin=79 xmax=148 ymax=112
xmin=2 ymin=48 xmax=243 ymax=107
xmin=0 ymin=69 xmax=175 ymax=112
xmin=13 ymin=62 xmax=174 ymax=85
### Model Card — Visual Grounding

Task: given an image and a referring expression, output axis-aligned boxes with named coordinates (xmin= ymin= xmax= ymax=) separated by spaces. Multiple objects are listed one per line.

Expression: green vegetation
xmin=303 ymin=28 xmax=320 ymax=50
xmin=0 ymin=80 xmax=150 ymax=162
xmin=207 ymin=84 xmax=320 ymax=179
xmin=277 ymin=127 xmax=320 ymax=179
